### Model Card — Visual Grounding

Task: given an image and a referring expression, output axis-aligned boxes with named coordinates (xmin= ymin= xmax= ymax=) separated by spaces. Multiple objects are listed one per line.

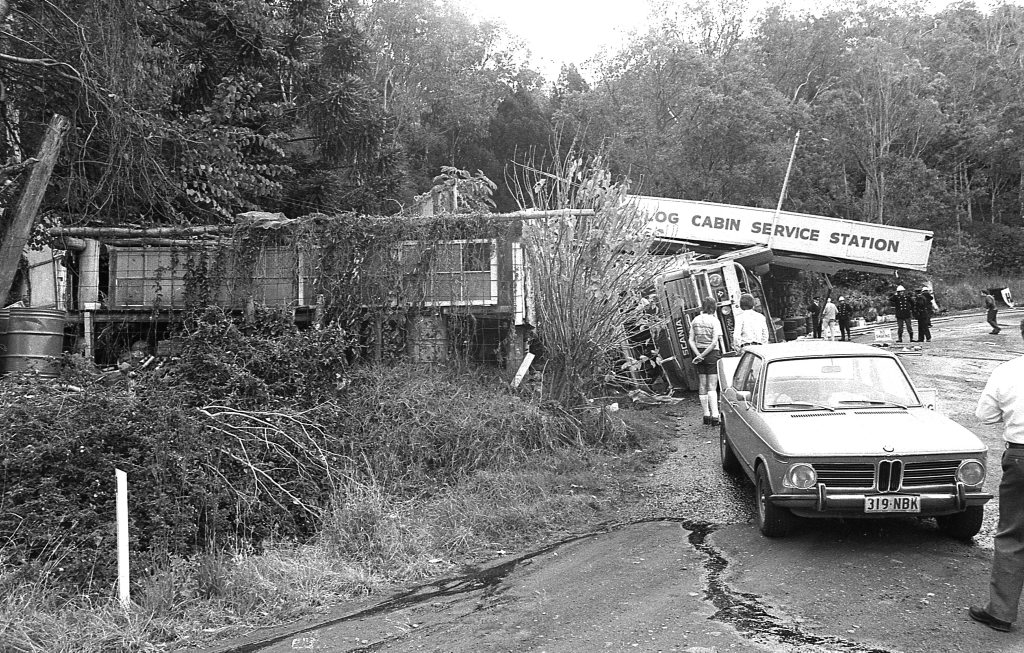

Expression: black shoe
xmin=703 ymin=416 xmax=710 ymax=425
xmin=991 ymin=330 xmax=1002 ymax=335
xmin=969 ymin=606 xmax=1012 ymax=632
xmin=710 ymin=417 xmax=720 ymax=427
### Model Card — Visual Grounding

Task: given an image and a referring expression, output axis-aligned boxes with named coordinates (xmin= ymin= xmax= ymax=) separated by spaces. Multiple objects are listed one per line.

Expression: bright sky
xmin=466 ymin=0 xmax=649 ymax=80
xmin=464 ymin=0 xmax=1012 ymax=82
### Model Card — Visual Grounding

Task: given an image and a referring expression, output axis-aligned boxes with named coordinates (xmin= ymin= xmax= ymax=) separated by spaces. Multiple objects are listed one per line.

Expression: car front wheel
xmin=756 ymin=465 xmax=795 ymax=537
xmin=720 ymin=418 xmax=742 ymax=476
xmin=937 ymin=505 xmax=984 ymax=541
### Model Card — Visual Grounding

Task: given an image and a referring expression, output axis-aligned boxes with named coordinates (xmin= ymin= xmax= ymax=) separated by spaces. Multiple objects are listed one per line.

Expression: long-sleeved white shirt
xmin=821 ymin=301 xmax=838 ymax=322
xmin=733 ymin=309 xmax=770 ymax=348
xmin=976 ymin=355 xmax=1024 ymax=444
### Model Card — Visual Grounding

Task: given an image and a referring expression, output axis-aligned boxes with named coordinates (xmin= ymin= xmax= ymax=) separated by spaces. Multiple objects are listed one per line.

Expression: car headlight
xmin=956 ymin=460 xmax=985 ymax=486
xmin=783 ymin=463 xmax=817 ymax=489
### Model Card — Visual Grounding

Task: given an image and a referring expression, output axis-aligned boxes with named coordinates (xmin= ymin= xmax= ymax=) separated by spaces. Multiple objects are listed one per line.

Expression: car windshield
xmin=762 ymin=356 xmax=919 ymax=410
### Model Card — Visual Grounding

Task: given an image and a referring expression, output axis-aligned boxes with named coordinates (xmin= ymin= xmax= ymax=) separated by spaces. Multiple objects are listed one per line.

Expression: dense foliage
xmin=0 ymin=312 xmax=582 ymax=593
xmin=1 ymin=0 xmax=1021 ymax=274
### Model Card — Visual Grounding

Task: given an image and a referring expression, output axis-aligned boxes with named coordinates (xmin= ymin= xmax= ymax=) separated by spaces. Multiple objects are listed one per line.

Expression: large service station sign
xmin=633 ymin=196 xmax=933 ymax=272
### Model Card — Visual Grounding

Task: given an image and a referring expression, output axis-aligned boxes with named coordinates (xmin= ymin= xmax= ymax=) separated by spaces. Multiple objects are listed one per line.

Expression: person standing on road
xmin=808 ymin=297 xmax=822 ymax=339
xmin=837 ymin=296 xmax=854 ymax=341
xmin=889 ymin=285 xmax=915 ymax=342
xmin=688 ymin=297 xmax=723 ymax=426
xmin=916 ymin=287 xmax=935 ymax=342
xmin=821 ymin=296 xmax=838 ymax=341
xmin=969 ymin=318 xmax=1024 ymax=633
xmin=733 ymin=293 xmax=770 ymax=351
xmin=983 ymin=290 xmax=1001 ymax=335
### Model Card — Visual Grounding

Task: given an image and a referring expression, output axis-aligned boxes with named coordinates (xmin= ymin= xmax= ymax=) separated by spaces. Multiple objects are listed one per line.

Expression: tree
xmin=357 ymin=0 xmax=520 ymax=203
xmin=0 ymin=0 xmax=399 ymax=225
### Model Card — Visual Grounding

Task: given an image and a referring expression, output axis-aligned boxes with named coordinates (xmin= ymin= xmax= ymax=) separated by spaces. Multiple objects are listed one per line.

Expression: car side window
xmin=748 ymin=356 xmax=764 ymax=402
xmin=732 ymin=353 xmax=754 ymax=390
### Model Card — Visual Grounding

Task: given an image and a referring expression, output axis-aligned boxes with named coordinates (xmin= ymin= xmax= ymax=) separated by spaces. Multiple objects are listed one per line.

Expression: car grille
xmin=812 ymin=460 xmax=961 ymax=490
xmin=902 ymin=460 xmax=959 ymax=487
xmin=813 ymin=462 xmax=875 ymax=488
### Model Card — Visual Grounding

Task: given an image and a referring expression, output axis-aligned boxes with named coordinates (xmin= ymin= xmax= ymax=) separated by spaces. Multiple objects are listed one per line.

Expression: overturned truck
xmin=633 ymin=196 xmax=934 ymax=392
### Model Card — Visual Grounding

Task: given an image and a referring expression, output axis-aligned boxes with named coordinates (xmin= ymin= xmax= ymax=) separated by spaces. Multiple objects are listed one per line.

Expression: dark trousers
xmin=896 ymin=316 xmax=914 ymax=342
xmin=811 ymin=316 xmax=821 ymax=338
xmin=987 ymin=447 xmax=1024 ymax=622
xmin=838 ymin=318 xmax=851 ymax=341
xmin=988 ymin=309 xmax=1000 ymax=333
xmin=916 ymin=317 xmax=931 ymax=341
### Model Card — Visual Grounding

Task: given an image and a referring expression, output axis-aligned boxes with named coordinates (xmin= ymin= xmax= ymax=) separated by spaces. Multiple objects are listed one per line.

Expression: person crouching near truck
xmin=733 ymin=293 xmax=770 ymax=351
xmin=688 ymin=297 xmax=723 ymax=426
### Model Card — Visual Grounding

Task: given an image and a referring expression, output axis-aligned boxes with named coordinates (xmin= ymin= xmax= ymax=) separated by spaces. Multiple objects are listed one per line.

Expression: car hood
xmin=760 ymin=408 xmax=987 ymax=457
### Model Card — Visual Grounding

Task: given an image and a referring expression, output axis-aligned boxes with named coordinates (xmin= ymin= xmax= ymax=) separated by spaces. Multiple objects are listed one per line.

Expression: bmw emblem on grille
xmin=883 ymin=445 xmax=894 ymax=453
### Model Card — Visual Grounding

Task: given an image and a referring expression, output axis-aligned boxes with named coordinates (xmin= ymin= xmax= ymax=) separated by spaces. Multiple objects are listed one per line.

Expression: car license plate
xmin=865 ymin=495 xmax=920 ymax=513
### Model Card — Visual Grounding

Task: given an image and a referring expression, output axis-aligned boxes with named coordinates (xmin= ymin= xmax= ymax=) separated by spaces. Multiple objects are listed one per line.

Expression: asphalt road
xmin=209 ymin=309 xmax=1024 ymax=653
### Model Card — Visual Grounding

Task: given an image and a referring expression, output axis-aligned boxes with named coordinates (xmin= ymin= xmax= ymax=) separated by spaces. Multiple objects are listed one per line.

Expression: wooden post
xmin=80 ymin=239 xmax=100 ymax=308
xmin=0 ymin=114 xmax=69 ymax=302
xmin=374 ymin=314 xmax=383 ymax=362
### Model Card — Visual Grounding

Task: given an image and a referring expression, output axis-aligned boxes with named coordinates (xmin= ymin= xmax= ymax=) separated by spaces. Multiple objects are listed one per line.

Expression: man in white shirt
xmin=820 ymin=296 xmax=838 ymax=341
xmin=732 ymin=293 xmax=770 ymax=350
xmin=970 ymin=318 xmax=1024 ymax=632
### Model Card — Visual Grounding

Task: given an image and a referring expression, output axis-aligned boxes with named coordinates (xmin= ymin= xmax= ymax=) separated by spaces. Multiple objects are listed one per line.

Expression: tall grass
xmin=1 ymin=366 xmax=646 ymax=652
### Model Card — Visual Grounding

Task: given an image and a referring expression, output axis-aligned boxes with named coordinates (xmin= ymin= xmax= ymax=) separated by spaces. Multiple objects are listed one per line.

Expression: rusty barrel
xmin=0 ymin=307 xmax=67 ymax=377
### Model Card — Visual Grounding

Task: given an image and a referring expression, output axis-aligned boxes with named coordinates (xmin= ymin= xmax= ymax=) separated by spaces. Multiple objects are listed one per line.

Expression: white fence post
xmin=116 ymin=468 xmax=130 ymax=608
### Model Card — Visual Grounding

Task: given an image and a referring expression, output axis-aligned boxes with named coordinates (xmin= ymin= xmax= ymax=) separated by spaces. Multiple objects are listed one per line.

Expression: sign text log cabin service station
xmin=634 ymin=196 xmax=932 ymax=271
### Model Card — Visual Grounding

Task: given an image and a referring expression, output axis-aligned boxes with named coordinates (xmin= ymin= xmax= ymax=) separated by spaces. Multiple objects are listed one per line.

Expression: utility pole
xmin=767 ymin=130 xmax=801 ymax=250
xmin=0 ymin=113 xmax=69 ymax=303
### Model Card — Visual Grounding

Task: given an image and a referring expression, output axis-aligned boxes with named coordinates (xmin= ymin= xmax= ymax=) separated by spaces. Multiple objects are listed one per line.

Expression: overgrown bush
xmin=512 ymin=152 xmax=671 ymax=407
xmin=0 ymin=309 xmax=596 ymax=595
xmin=169 ymin=305 xmax=353 ymax=407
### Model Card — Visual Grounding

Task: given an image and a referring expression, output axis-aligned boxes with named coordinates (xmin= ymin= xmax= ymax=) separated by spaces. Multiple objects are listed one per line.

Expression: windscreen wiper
xmin=768 ymin=401 xmax=836 ymax=412
xmin=836 ymin=399 xmax=908 ymax=409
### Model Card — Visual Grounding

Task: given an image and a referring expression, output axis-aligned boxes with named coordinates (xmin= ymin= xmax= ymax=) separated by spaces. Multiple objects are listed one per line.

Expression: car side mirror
xmin=917 ymin=388 xmax=937 ymax=411
xmin=736 ymin=390 xmax=752 ymax=404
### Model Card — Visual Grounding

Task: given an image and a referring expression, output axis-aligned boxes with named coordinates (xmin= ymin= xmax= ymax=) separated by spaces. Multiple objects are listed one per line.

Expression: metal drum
xmin=0 ymin=308 xmax=8 ymax=372
xmin=0 ymin=307 xmax=67 ymax=377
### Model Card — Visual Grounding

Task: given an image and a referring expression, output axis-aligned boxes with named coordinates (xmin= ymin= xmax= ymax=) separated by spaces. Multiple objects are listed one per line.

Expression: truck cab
xmin=652 ymin=255 xmax=778 ymax=392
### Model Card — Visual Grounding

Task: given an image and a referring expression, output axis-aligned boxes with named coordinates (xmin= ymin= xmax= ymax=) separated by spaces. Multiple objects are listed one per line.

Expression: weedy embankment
xmin=0 ymin=307 xmax=657 ymax=652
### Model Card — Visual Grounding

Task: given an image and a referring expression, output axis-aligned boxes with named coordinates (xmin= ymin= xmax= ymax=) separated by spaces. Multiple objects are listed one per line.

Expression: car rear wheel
xmin=720 ymin=418 xmax=742 ymax=476
xmin=755 ymin=465 xmax=795 ymax=537
xmin=937 ymin=505 xmax=984 ymax=541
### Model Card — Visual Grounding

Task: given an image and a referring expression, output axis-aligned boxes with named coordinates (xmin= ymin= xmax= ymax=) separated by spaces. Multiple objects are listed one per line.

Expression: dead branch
xmin=0 ymin=158 xmax=37 ymax=181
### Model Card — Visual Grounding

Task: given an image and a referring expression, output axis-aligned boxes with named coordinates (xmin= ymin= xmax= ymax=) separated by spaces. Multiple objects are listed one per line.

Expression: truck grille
xmin=812 ymin=460 xmax=961 ymax=490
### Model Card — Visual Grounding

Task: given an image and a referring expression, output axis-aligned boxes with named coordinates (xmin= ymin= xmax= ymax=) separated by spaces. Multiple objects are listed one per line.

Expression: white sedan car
xmin=717 ymin=341 xmax=992 ymax=539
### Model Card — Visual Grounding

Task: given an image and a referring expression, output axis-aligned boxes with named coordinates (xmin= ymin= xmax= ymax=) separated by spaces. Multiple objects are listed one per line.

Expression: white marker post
xmin=510 ymin=352 xmax=535 ymax=389
xmin=116 ymin=468 xmax=130 ymax=608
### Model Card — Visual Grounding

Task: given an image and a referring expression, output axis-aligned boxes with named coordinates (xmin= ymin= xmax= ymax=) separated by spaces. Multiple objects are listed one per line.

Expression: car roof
xmin=744 ymin=340 xmax=896 ymax=362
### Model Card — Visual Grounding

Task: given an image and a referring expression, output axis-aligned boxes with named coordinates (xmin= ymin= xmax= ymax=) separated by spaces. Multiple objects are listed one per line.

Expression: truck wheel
xmin=720 ymin=418 xmax=742 ymax=476
xmin=937 ymin=505 xmax=984 ymax=541
xmin=756 ymin=465 xmax=794 ymax=537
